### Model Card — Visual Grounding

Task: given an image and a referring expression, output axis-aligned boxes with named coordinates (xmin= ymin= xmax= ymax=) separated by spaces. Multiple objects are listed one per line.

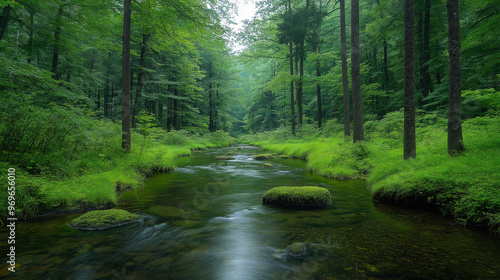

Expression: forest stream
xmin=1 ymin=145 xmax=499 ymax=280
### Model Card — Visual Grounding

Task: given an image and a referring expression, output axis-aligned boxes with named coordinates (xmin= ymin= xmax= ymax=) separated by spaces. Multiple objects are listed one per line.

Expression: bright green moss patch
xmin=226 ymin=151 xmax=237 ymax=156
xmin=253 ymin=154 xmax=274 ymax=160
xmin=262 ymin=163 xmax=274 ymax=168
xmin=68 ymin=209 xmax=139 ymax=230
xmin=262 ymin=186 xmax=331 ymax=208
xmin=215 ymin=155 xmax=234 ymax=160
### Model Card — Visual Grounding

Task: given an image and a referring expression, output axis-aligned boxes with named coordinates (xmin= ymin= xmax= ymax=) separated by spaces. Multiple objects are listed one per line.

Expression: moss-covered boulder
xmin=225 ymin=151 xmax=237 ymax=156
xmin=215 ymin=155 xmax=234 ymax=160
xmin=262 ymin=163 xmax=274 ymax=168
xmin=68 ymin=209 xmax=139 ymax=230
xmin=262 ymin=186 xmax=331 ymax=208
xmin=232 ymin=147 xmax=242 ymax=151
xmin=285 ymin=242 xmax=313 ymax=258
xmin=253 ymin=154 xmax=274 ymax=160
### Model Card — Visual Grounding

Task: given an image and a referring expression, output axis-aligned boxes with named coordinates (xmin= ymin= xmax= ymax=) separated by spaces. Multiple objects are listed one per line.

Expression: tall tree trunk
xmin=296 ymin=0 xmax=310 ymax=127
xmin=351 ymin=0 xmax=364 ymax=142
xmin=104 ymin=53 xmax=111 ymax=118
xmin=0 ymin=5 xmax=11 ymax=41
xmin=288 ymin=0 xmax=296 ymax=136
xmin=340 ymin=0 xmax=351 ymax=137
xmin=121 ymin=0 xmax=132 ymax=152
xmin=404 ymin=0 xmax=416 ymax=159
xmin=51 ymin=0 xmax=66 ymax=79
xmin=447 ymin=0 xmax=465 ymax=155
xmin=383 ymin=40 xmax=389 ymax=91
xmin=132 ymin=33 xmax=150 ymax=129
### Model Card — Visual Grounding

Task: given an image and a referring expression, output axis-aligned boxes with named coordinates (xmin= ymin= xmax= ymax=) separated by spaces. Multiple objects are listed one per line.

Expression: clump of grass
xmin=253 ymin=154 xmax=274 ymax=160
xmin=68 ymin=209 xmax=139 ymax=230
xmin=262 ymin=186 xmax=331 ymax=208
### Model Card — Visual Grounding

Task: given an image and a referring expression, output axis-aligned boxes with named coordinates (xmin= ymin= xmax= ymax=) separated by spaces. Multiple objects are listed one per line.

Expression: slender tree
xmin=340 ymin=0 xmax=350 ymax=137
xmin=51 ymin=0 xmax=66 ymax=79
xmin=447 ymin=0 xmax=465 ymax=155
xmin=351 ymin=0 xmax=364 ymax=142
xmin=121 ymin=0 xmax=132 ymax=152
xmin=288 ymin=0 xmax=296 ymax=136
xmin=0 ymin=5 xmax=11 ymax=41
xmin=404 ymin=0 xmax=416 ymax=159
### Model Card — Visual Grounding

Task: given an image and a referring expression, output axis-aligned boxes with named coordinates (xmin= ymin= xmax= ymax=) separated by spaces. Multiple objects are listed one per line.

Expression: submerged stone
xmin=225 ymin=151 xmax=237 ymax=156
xmin=285 ymin=242 xmax=313 ymax=258
xmin=68 ymin=209 xmax=139 ymax=230
xmin=262 ymin=186 xmax=332 ymax=208
xmin=262 ymin=163 xmax=274 ymax=168
xmin=253 ymin=154 xmax=274 ymax=160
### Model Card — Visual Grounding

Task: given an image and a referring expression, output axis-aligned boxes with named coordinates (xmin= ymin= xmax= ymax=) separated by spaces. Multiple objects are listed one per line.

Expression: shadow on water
xmin=1 ymin=145 xmax=500 ymax=279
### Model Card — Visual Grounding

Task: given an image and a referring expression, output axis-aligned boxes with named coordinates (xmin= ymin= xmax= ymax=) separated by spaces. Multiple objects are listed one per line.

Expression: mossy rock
xmin=285 ymin=242 xmax=313 ymax=258
xmin=68 ymin=209 xmax=139 ymax=230
xmin=215 ymin=155 xmax=234 ymax=160
xmin=262 ymin=163 xmax=274 ymax=168
xmin=253 ymin=154 xmax=274 ymax=160
xmin=232 ymin=147 xmax=242 ymax=151
xmin=225 ymin=151 xmax=237 ymax=156
xmin=262 ymin=186 xmax=331 ymax=208
xmin=279 ymin=155 xmax=291 ymax=159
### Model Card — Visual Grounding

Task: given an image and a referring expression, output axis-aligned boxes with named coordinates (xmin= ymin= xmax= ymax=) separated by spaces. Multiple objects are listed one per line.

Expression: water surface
xmin=1 ymin=145 xmax=499 ymax=279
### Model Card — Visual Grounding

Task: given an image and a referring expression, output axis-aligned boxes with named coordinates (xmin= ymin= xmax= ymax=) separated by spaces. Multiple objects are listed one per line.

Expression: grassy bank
xmin=240 ymin=114 xmax=500 ymax=234
xmin=0 ymin=120 xmax=234 ymax=220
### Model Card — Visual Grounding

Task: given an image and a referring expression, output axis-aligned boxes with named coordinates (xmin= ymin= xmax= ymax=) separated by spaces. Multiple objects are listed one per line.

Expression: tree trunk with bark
xmin=0 ymin=5 xmax=11 ymax=41
xmin=404 ymin=0 xmax=416 ymax=159
xmin=340 ymin=0 xmax=350 ymax=137
xmin=132 ymin=33 xmax=150 ymax=129
xmin=351 ymin=0 xmax=364 ymax=142
xmin=121 ymin=0 xmax=132 ymax=152
xmin=447 ymin=0 xmax=465 ymax=155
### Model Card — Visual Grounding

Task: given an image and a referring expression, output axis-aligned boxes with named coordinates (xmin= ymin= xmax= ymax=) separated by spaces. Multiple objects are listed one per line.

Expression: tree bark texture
xmin=447 ymin=0 xmax=465 ymax=155
xmin=121 ymin=0 xmax=132 ymax=152
xmin=404 ymin=0 xmax=416 ymax=159
xmin=340 ymin=0 xmax=351 ymax=137
xmin=351 ymin=0 xmax=364 ymax=142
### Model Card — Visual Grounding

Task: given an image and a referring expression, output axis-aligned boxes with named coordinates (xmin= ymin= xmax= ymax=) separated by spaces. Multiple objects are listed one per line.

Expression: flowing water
xmin=1 ymin=145 xmax=500 ymax=279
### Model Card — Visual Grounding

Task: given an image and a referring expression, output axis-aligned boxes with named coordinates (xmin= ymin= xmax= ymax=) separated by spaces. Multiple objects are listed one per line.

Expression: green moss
xmin=262 ymin=163 xmax=274 ymax=168
xmin=285 ymin=242 xmax=313 ymax=258
xmin=262 ymin=186 xmax=331 ymax=208
xmin=253 ymin=154 xmax=274 ymax=160
xmin=279 ymin=155 xmax=291 ymax=159
xmin=68 ymin=209 xmax=139 ymax=230
xmin=215 ymin=155 xmax=234 ymax=160
xmin=225 ymin=151 xmax=237 ymax=156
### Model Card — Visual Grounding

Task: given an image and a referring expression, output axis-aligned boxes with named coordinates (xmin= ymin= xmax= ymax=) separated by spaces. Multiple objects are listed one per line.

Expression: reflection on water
xmin=1 ymin=145 xmax=500 ymax=279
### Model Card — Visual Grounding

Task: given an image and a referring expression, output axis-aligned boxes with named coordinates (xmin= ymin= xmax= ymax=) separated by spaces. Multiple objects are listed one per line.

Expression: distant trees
xmin=121 ymin=0 xmax=132 ymax=152
xmin=340 ymin=0 xmax=350 ymax=137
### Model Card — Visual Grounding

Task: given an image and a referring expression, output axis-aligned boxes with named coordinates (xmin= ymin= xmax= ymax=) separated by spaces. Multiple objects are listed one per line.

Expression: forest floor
xmin=240 ymin=114 xmax=500 ymax=235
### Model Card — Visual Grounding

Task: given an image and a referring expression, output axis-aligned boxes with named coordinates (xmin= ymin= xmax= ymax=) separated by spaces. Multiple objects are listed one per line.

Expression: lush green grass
xmin=262 ymin=186 xmax=332 ymax=207
xmin=68 ymin=209 xmax=139 ymax=230
xmin=242 ymin=114 xmax=500 ymax=232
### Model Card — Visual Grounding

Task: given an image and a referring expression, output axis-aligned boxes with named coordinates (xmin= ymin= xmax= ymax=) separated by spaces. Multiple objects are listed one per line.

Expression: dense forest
xmin=0 ymin=0 xmax=499 ymax=233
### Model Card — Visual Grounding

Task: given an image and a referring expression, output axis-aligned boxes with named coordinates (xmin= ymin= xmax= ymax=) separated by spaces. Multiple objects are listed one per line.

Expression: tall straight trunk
xmin=296 ymin=0 xmax=310 ymax=127
xmin=132 ymin=33 xmax=150 ymax=129
xmin=104 ymin=53 xmax=111 ymax=118
xmin=383 ymin=40 xmax=389 ymax=91
xmin=316 ymin=59 xmax=322 ymax=128
xmin=27 ymin=8 xmax=35 ymax=64
xmin=447 ymin=0 xmax=465 ymax=155
xmin=121 ymin=0 xmax=132 ymax=152
xmin=51 ymin=0 xmax=66 ymax=79
xmin=173 ymin=88 xmax=180 ymax=130
xmin=340 ymin=0 xmax=350 ymax=137
xmin=0 ymin=5 xmax=11 ymax=41
xmin=351 ymin=0 xmax=364 ymax=142
xmin=288 ymin=0 xmax=296 ymax=136
xmin=421 ymin=0 xmax=432 ymax=97
xmin=404 ymin=0 xmax=416 ymax=159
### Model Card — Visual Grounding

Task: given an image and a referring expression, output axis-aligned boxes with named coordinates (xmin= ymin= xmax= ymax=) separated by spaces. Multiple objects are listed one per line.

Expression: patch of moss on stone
xmin=285 ymin=242 xmax=313 ymax=258
xmin=68 ymin=209 xmax=139 ymax=230
xmin=262 ymin=163 xmax=274 ymax=168
xmin=225 ymin=151 xmax=237 ymax=156
xmin=279 ymin=155 xmax=291 ymax=159
xmin=253 ymin=154 xmax=274 ymax=160
xmin=262 ymin=186 xmax=331 ymax=208
xmin=215 ymin=155 xmax=234 ymax=160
